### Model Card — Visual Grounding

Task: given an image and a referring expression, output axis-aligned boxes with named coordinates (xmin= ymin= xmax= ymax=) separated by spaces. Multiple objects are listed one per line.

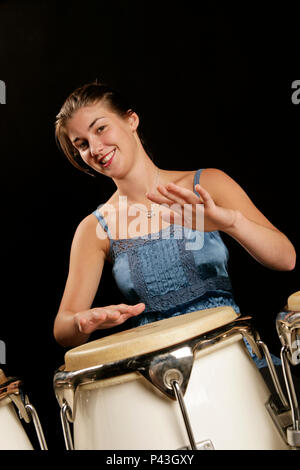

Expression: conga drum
xmin=54 ymin=306 xmax=289 ymax=450
xmin=0 ymin=369 xmax=47 ymax=450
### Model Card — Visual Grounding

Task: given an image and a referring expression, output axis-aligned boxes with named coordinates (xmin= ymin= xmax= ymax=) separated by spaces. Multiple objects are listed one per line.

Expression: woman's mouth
xmin=98 ymin=149 xmax=116 ymax=167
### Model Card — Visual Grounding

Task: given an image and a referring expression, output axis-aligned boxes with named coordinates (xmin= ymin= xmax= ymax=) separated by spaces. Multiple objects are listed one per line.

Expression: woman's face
xmin=66 ymin=101 xmax=140 ymax=177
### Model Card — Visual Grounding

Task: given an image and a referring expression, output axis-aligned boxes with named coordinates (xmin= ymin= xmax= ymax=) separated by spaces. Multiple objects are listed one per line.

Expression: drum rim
xmin=64 ymin=306 xmax=239 ymax=372
xmin=73 ymin=333 xmax=243 ymax=392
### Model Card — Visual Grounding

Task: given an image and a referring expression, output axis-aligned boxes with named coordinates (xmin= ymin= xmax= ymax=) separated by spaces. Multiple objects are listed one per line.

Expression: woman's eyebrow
xmin=88 ymin=116 xmax=105 ymax=130
xmin=72 ymin=117 xmax=106 ymax=144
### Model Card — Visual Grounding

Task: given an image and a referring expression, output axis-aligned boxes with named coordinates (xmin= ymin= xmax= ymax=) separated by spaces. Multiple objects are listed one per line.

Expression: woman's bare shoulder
xmin=74 ymin=212 xmax=110 ymax=256
xmin=161 ymin=168 xmax=225 ymax=190
xmin=199 ymin=168 xmax=229 ymax=180
xmin=201 ymin=168 xmax=244 ymax=194
xmin=163 ymin=168 xmax=233 ymax=194
xmin=194 ymin=168 xmax=233 ymax=191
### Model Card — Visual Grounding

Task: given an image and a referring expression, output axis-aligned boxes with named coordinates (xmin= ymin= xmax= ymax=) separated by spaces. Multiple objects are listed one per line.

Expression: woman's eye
xmin=97 ymin=126 xmax=106 ymax=133
xmin=78 ymin=141 xmax=88 ymax=150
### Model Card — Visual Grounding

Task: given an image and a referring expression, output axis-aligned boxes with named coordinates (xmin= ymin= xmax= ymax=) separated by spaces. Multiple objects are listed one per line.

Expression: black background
xmin=0 ymin=0 xmax=299 ymax=451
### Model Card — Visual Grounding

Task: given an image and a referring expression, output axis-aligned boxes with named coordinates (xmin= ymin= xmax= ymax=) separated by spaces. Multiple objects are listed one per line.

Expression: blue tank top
xmin=93 ymin=169 xmax=240 ymax=322
xmin=92 ymin=169 xmax=280 ymax=368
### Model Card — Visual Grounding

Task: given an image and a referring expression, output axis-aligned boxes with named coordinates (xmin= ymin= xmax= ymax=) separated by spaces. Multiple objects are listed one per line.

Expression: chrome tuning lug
xmin=276 ymin=292 xmax=300 ymax=448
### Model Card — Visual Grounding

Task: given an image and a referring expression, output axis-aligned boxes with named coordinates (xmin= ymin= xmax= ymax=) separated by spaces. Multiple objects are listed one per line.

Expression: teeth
xmin=100 ymin=149 xmax=115 ymax=164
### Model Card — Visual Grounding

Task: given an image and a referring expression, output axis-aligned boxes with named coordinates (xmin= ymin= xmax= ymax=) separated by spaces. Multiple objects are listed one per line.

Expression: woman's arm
xmin=199 ymin=168 xmax=296 ymax=271
xmin=146 ymin=168 xmax=296 ymax=271
xmin=223 ymin=208 xmax=295 ymax=270
xmin=54 ymin=214 xmax=145 ymax=347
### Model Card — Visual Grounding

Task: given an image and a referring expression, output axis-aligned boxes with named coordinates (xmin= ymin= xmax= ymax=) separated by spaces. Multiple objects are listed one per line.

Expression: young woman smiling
xmin=53 ymin=82 xmax=296 ymax=351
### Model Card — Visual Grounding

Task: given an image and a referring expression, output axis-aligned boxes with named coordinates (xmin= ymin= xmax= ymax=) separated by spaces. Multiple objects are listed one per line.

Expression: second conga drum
xmin=54 ymin=306 xmax=288 ymax=450
xmin=0 ymin=369 xmax=48 ymax=450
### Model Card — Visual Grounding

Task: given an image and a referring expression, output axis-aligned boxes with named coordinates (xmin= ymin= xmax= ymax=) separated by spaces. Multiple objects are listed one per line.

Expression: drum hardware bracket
xmin=256 ymin=339 xmax=300 ymax=448
xmin=280 ymin=345 xmax=300 ymax=447
xmin=276 ymin=308 xmax=300 ymax=367
xmin=0 ymin=377 xmax=31 ymax=423
xmin=60 ymin=400 xmax=74 ymax=451
xmin=266 ymin=398 xmax=293 ymax=445
xmin=12 ymin=390 xmax=48 ymax=450
xmin=179 ymin=439 xmax=215 ymax=450
xmin=136 ymin=344 xmax=198 ymax=449
xmin=286 ymin=427 xmax=300 ymax=448
xmin=274 ymin=305 xmax=300 ymax=448
xmin=171 ymin=379 xmax=197 ymax=450
xmin=137 ymin=344 xmax=194 ymax=400
xmin=256 ymin=340 xmax=289 ymax=410
xmin=0 ymin=376 xmax=48 ymax=450
xmin=263 ymin=344 xmax=300 ymax=449
xmin=164 ymin=369 xmax=183 ymax=390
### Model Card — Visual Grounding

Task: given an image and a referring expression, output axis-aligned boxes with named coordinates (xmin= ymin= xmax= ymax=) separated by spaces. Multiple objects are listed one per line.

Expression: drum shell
xmin=72 ymin=334 xmax=288 ymax=450
xmin=0 ymin=398 xmax=33 ymax=450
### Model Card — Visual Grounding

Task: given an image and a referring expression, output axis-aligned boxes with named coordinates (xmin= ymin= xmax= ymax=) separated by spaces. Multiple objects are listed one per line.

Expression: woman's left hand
xmin=146 ymin=182 xmax=237 ymax=232
xmin=147 ymin=172 xmax=296 ymax=271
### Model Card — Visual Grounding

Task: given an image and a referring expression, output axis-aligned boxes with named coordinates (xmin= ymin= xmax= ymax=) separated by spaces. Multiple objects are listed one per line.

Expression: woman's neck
xmin=113 ymin=155 xmax=161 ymax=206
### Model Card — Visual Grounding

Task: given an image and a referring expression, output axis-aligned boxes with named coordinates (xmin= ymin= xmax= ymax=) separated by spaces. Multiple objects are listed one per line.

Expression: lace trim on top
xmin=111 ymin=225 xmax=232 ymax=313
xmin=92 ymin=169 xmax=234 ymax=313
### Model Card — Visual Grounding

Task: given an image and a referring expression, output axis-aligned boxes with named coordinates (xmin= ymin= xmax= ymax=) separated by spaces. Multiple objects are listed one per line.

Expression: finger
xmin=95 ymin=304 xmax=146 ymax=330
xmin=165 ymin=182 xmax=199 ymax=204
xmin=103 ymin=306 xmax=144 ymax=328
xmin=110 ymin=304 xmax=133 ymax=314
xmin=79 ymin=317 xmax=99 ymax=334
xmin=118 ymin=304 xmax=145 ymax=322
xmin=99 ymin=308 xmax=121 ymax=322
xmin=194 ymin=184 xmax=211 ymax=200
xmin=146 ymin=190 xmax=172 ymax=205
xmin=91 ymin=309 xmax=107 ymax=322
xmin=157 ymin=185 xmax=187 ymax=206
xmin=118 ymin=303 xmax=146 ymax=318
xmin=114 ymin=303 xmax=144 ymax=314
xmin=106 ymin=304 xmax=143 ymax=319
xmin=130 ymin=303 xmax=146 ymax=315
xmin=107 ymin=311 xmax=121 ymax=321
xmin=105 ymin=313 xmax=134 ymax=327
xmin=195 ymin=184 xmax=214 ymax=207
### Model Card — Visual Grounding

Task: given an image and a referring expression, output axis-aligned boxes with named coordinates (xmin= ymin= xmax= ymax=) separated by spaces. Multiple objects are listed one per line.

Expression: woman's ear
xmin=127 ymin=110 xmax=139 ymax=131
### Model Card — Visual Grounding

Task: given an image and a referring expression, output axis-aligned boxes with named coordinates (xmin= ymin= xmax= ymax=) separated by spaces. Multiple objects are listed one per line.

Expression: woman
xmin=53 ymin=81 xmax=296 ymax=353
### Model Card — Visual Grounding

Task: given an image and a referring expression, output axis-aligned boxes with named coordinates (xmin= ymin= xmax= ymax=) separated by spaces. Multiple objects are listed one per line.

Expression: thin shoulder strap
xmin=193 ymin=169 xmax=204 ymax=196
xmin=92 ymin=204 xmax=112 ymax=238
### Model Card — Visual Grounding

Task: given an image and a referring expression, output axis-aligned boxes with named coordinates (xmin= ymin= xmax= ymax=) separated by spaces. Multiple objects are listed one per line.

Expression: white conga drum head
xmin=0 ymin=370 xmax=33 ymax=450
xmin=58 ymin=306 xmax=288 ymax=450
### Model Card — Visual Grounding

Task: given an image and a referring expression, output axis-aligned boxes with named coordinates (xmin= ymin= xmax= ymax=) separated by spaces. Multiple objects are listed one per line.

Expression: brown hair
xmin=55 ymin=81 xmax=138 ymax=175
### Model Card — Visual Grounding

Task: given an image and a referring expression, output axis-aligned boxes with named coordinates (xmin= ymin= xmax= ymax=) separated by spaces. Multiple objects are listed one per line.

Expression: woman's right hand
xmin=74 ymin=303 xmax=146 ymax=334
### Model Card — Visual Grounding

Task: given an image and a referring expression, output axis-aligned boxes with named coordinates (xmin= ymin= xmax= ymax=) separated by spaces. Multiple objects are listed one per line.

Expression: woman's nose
xmin=90 ymin=137 xmax=104 ymax=157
